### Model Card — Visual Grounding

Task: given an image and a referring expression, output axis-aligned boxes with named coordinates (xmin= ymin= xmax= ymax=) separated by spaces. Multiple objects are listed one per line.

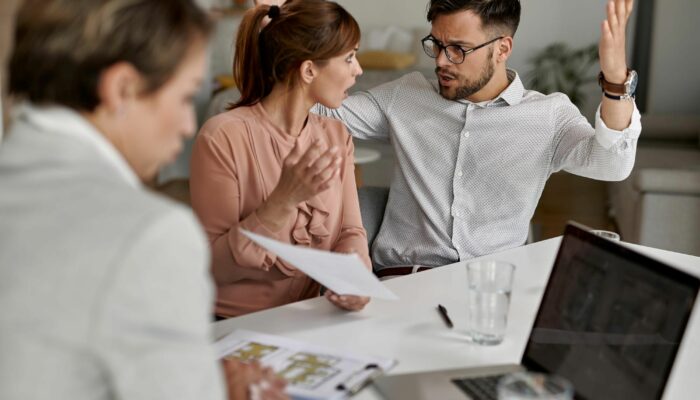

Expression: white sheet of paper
xmin=241 ymin=229 xmax=398 ymax=300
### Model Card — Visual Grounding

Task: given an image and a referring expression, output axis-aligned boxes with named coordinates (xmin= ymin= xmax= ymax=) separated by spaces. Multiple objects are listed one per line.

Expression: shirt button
xmin=464 ymin=131 xmax=470 ymax=138
xmin=457 ymin=171 xmax=463 ymax=177
xmin=455 ymin=210 xmax=462 ymax=218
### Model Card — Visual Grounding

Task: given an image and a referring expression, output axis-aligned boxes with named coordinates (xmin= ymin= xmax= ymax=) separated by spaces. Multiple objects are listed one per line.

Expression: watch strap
xmin=598 ymin=69 xmax=630 ymax=95
xmin=603 ymin=91 xmax=634 ymax=101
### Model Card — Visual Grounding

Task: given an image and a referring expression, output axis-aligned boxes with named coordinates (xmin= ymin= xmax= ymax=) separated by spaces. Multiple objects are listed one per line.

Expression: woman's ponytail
xmin=231 ymin=5 xmax=272 ymax=109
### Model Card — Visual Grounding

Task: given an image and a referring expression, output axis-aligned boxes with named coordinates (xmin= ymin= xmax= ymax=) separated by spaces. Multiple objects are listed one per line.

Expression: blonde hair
xmin=10 ymin=0 xmax=212 ymax=111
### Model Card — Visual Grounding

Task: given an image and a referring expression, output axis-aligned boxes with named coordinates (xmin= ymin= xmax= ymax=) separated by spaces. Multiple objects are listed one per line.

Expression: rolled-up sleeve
xmin=593 ymin=102 xmax=642 ymax=150
xmin=551 ymin=96 xmax=642 ymax=182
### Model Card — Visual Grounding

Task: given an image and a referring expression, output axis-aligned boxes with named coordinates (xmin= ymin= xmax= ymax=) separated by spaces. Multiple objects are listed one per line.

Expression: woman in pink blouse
xmin=190 ymin=0 xmax=370 ymax=318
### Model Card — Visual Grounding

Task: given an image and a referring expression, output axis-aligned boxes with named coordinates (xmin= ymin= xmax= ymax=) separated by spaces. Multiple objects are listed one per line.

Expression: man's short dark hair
xmin=427 ymin=0 xmax=521 ymax=37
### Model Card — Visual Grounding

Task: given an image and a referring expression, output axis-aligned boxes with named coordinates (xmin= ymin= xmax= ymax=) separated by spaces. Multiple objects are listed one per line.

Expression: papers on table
xmin=216 ymin=329 xmax=397 ymax=400
xmin=241 ymin=229 xmax=398 ymax=300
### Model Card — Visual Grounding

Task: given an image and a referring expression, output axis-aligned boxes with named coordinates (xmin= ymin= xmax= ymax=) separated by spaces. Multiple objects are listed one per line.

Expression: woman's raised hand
xmin=256 ymin=139 xmax=342 ymax=231
xmin=270 ymin=139 xmax=342 ymax=210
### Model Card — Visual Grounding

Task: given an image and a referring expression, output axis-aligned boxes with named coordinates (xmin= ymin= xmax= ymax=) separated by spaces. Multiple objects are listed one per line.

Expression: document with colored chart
xmin=216 ymin=329 xmax=397 ymax=400
xmin=240 ymin=229 xmax=399 ymax=300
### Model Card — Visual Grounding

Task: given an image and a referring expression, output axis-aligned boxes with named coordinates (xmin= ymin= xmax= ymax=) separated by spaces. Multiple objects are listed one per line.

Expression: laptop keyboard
xmin=452 ymin=374 xmax=504 ymax=400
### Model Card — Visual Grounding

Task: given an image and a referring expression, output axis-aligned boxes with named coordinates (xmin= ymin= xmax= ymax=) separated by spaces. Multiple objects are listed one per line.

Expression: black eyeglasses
xmin=421 ymin=35 xmax=503 ymax=64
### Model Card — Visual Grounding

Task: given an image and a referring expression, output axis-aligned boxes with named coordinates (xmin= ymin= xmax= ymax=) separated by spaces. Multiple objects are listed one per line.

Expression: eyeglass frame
xmin=421 ymin=35 xmax=503 ymax=64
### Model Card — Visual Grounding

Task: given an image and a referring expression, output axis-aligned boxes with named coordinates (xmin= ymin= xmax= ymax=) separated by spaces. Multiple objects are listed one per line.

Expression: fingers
xmin=296 ymin=139 xmax=325 ymax=169
xmin=223 ymin=358 xmax=250 ymax=400
xmin=295 ymin=141 xmax=342 ymax=186
xmin=601 ymin=20 xmax=612 ymax=39
xmin=607 ymin=0 xmax=619 ymax=30
xmin=308 ymin=146 xmax=341 ymax=176
xmin=261 ymin=387 xmax=290 ymax=400
xmin=262 ymin=370 xmax=289 ymax=400
xmin=615 ymin=0 xmax=626 ymax=22
xmin=223 ymin=359 xmax=289 ymax=400
xmin=325 ymin=291 xmax=370 ymax=311
xmin=607 ymin=0 xmax=633 ymax=32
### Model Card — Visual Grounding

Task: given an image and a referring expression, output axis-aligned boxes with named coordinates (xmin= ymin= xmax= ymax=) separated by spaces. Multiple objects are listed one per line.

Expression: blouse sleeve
xmin=190 ymin=124 xmax=303 ymax=285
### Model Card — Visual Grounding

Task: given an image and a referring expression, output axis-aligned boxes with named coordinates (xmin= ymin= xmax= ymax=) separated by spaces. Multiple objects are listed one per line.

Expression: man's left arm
xmin=598 ymin=0 xmax=636 ymax=130
xmin=552 ymin=0 xmax=641 ymax=181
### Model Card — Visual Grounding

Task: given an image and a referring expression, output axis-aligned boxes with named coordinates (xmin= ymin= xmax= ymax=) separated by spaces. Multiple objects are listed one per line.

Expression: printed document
xmin=241 ymin=229 xmax=398 ymax=300
xmin=216 ymin=329 xmax=397 ymax=400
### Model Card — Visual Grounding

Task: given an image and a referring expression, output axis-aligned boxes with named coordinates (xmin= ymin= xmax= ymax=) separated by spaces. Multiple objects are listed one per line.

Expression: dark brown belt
xmin=375 ymin=265 xmax=431 ymax=278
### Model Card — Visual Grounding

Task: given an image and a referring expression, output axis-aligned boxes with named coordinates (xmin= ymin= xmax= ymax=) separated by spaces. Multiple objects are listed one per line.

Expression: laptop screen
xmin=522 ymin=223 xmax=699 ymax=400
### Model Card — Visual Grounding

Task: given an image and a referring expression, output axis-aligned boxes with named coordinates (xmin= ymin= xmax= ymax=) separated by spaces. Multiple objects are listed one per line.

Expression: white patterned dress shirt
xmin=315 ymin=70 xmax=642 ymax=270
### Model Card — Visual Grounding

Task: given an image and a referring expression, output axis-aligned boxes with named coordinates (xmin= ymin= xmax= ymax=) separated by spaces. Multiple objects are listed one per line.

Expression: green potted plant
xmin=526 ymin=43 xmax=599 ymax=107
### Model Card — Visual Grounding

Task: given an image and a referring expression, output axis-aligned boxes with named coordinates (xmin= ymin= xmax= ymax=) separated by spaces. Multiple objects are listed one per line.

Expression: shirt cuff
xmin=594 ymin=101 xmax=642 ymax=149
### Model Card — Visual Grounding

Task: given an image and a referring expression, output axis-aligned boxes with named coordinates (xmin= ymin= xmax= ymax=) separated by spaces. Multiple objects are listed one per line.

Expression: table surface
xmin=213 ymin=238 xmax=700 ymax=400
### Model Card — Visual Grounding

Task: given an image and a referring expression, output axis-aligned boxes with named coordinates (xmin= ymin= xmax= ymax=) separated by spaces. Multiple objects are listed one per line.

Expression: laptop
xmin=374 ymin=222 xmax=700 ymax=400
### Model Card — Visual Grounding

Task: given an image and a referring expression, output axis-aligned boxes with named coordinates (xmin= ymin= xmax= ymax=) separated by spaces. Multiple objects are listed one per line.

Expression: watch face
xmin=626 ymin=70 xmax=638 ymax=96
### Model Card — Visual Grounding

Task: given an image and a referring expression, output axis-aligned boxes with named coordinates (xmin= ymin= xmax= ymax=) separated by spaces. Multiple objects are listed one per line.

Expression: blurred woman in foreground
xmin=0 ymin=0 xmax=285 ymax=399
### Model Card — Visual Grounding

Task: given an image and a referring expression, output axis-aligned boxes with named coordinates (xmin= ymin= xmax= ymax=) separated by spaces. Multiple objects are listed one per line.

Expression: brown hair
xmin=427 ymin=0 xmax=521 ymax=37
xmin=232 ymin=0 xmax=360 ymax=109
xmin=9 ymin=0 xmax=212 ymax=111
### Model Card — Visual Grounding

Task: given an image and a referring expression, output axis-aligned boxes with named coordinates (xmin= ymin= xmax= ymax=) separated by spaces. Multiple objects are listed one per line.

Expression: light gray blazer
xmin=0 ymin=106 xmax=225 ymax=400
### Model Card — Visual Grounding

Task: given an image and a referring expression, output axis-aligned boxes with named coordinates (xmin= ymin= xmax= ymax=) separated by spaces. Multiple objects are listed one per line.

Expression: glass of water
xmin=498 ymin=372 xmax=573 ymax=400
xmin=466 ymin=260 xmax=515 ymax=345
xmin=590 ymin=229 xmax=620 ymax=241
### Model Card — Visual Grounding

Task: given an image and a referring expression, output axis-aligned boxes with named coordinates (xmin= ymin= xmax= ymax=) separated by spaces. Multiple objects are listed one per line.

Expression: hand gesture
xmin=599 ymin=0 xmax=634 ymax=83
xmin=223 ymin=358 xmax=288 ymax=400
xmin=269 ymin=139 xmax=342 ymax=211
xmin=325 ymin=289 xmax=370 ymax=311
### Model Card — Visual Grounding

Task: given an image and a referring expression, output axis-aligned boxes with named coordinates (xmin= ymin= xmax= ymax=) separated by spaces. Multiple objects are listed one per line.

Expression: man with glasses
xmin=314 ymin=0 xmax=641 ymax=275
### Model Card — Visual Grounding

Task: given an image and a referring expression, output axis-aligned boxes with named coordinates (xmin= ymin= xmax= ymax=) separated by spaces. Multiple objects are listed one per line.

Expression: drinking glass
xmin=466 ymin=260 xmax=515 ymax=345
xmin=498 ymin=372 xmax=573 ymax=400
xmin=590 ymin=229 xmax=621 ymax=241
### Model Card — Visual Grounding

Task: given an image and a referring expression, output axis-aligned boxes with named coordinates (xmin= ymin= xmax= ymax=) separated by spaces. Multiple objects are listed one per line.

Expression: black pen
xmin=437 ymin=304 xmax=453 ymax=329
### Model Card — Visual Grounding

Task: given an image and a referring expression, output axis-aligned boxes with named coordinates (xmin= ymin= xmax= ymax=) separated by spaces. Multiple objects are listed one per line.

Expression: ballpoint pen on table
xmin=437 ymin=304 xmax=454 ymax=329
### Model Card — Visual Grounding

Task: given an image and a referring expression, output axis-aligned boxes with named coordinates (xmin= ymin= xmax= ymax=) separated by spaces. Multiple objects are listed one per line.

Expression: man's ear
xmin=298 ymin=60 xmax=317 ymax=85
xmin=495 ymin=36 xmax=513 ymax=63
xmin=95 ymin=62 xmax=142 ymax=115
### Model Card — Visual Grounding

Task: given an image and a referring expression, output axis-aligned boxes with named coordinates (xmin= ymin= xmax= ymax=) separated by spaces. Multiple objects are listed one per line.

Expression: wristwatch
xmin=598 ymin=69 xmax=638 ymax=100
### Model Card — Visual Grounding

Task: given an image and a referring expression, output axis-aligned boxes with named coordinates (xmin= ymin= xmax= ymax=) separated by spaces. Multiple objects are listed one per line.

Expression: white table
xmin=213 ymin=238 xmax=700 ymax=399
xmin=353 ymin=146 xmax=381 ymax=187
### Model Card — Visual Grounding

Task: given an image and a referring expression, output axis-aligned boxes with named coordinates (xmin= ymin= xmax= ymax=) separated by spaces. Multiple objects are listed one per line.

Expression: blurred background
xmin=2 ymin=0 xmax=699 ymax=255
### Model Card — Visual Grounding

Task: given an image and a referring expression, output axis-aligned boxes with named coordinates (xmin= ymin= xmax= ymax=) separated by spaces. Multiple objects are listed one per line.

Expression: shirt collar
xmin=458 ymin=69 xmax=524 ymax=108
xmin=499 ymin=69 xmax=524 ymax=106
xmin=16 ymin=103 xmax=141 ymax=188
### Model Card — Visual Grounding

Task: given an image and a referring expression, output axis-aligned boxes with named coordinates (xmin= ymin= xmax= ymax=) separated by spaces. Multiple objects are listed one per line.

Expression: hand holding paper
xmin=241 ymin=229 xmax=398 ymax=300
xmin=325 ymin=289 xmax=370 ymax=311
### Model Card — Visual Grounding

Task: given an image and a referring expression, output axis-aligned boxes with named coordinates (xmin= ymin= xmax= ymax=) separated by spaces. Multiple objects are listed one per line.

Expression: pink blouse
xmin=190 ymin=103 xmax=371 ymax=317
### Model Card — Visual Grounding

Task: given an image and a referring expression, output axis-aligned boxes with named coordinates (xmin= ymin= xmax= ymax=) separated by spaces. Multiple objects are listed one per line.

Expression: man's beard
xmin=437 ymin=49 xmax=495 ymax=100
